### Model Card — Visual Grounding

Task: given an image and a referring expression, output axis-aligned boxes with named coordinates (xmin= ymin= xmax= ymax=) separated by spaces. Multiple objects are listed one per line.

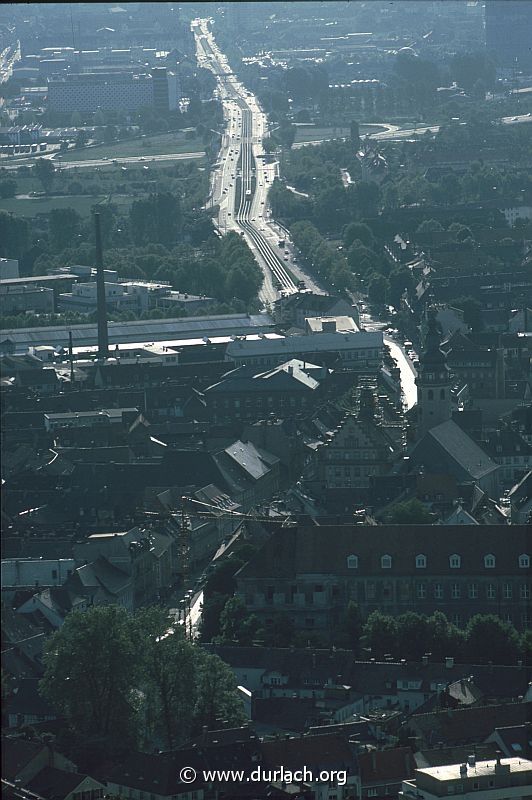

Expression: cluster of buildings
xmin=0 ymin=260 xmax=213 ymax=317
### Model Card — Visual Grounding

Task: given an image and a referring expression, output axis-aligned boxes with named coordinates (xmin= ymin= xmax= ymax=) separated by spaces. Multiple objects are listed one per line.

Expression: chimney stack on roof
xmin=94 ymin=211 xmax=109 ymax=360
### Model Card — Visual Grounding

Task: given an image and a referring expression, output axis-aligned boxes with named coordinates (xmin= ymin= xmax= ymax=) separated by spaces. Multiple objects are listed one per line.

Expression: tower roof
xmin=420 ymin=307 xmax=448 ymax=372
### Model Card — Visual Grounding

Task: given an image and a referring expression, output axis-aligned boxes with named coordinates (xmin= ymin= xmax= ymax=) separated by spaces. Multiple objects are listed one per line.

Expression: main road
xmin=192 ymin=18 xmax=325 ymax=306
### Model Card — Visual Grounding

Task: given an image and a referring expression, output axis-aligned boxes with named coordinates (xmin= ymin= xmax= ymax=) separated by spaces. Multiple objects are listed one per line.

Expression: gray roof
xmin=1 ymin=313 xmax=274 ymax=350
xmin=224 ymin=440 xmax=274 ymax=481
xmin=424 ymin=420 xmax=499 ymax=480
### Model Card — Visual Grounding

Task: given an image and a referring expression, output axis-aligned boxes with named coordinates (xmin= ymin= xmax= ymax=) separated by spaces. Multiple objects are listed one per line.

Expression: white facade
xmin=1 ymin=558 xmax=75 ymax=590
xmin=225 ymin=330 xmax=383 ymax=369
xmin=400 ymin=758 xmax=532 ymax=800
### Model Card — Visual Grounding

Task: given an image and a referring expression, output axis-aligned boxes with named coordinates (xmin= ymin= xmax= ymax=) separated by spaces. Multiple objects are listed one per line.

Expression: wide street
xmin=193 ymin=18 xmax=325 ymax=306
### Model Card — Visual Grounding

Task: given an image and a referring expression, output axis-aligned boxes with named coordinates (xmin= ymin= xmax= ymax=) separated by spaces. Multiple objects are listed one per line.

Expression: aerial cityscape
xmin=0 ymin=2 xmax=531 ymax=799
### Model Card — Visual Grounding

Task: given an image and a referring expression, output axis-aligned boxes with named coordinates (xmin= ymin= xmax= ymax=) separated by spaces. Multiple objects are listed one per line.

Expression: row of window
xmin=415 ymin=583 xmax=530 ymax=600
xmin=346 ymin=554 xmax=530 ymax=570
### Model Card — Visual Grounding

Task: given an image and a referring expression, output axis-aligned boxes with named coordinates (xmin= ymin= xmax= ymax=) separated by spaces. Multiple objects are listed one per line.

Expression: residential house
xmin=6 ymin=678 xmax=57 ymax=729
xmin=73 ymin=527 xmax=165 ymax=607
xmin=1 ymin=737 xmax=76 ymax=787
xmin=481 ymin=429 xmax=532 ymax=486
xmin=441 ymin=332 xmax=505 ymax=400
xmin=404 ymin=702 xmax=532 ymax=749
xmin=261 ymin=733 xmax=360 ymax=800
xmin=204 ymin=360 xmax=326 ymax=423
xmin=26 ymin=768 xmax=106 ymax=800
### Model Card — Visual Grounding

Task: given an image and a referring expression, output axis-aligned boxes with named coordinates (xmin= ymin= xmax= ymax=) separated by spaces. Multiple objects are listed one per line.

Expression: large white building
xmin=400 ymin=757 xmax=532 ymax=800
xmin=225 ymin=327 xmax=383 ymax=370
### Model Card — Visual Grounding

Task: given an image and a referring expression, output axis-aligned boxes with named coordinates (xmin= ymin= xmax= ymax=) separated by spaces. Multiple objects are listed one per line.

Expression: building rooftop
xmin=416 ymin=757 xmax=532 ymax=781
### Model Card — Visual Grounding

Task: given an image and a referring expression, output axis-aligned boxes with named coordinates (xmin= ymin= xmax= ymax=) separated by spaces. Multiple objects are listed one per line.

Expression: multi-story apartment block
xmin=236 ymin=525 xmax=531 ymax=633
xmin=47 ymin=71 xmax=153 ymax=112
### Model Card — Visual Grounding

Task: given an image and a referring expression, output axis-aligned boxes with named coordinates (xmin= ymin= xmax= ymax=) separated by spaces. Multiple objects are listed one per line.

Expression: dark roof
xmin=26 ymin=767 xmax=92 ymax=800
xmin=358 ymin=747 xmax=415 ymax=784
xmin=411 ymin=420 xmax=499 ymax=481
xmin=261 ymin=732 xmax=356 ymax=771
xmin=407 ymin=701 xmax=531 ymax=746
xmin=1 ymin=738 xmax=45 ymax=782
xmin=252 ymin=697 xmax=321 ymax=733
xmin=236 ymin=524 xmax=529 ymax=580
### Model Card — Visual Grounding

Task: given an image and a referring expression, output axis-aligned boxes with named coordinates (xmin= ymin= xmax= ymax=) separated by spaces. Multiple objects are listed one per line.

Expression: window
xmin=428 ymin=389 xmax=434 ymax=400
xmin=451 ymin=583 xmax=460 ymax=599
xmin=381 ymin=554 xmax=392 ymax=569
xmin=440 ymin=388 xmax=446 ymax=400
xmin=434 ymin=584 xmax=443 ymax=599
xmin=520 ymin=584 xmax=530 ymax=599
xmin=368 ymin=791 xmax=378 ymax=797
xmin=519 ymin=554 xmax=530 ymax=569
xmin=449 ymin=554 xmax=461 ymax=569
xmin=487 ymin=584 xmax=496 ymax=599
xmin=468 ymin=584 xmax=478 ymax=599
xmin=503 ymin=584 xmax=512 ymax=599
xmin=416 ymin=583 xmax=427 ymax=599
xmin=52 ymin=569 xmax=57 ymax=580
xmin=347 ymin=554 xmax=358 ymax=569
xmin=367 ymin=582 xmax=376 ymax=599
xmin=416 ymin=554 xmax=427 ymax=569
xmin=484 ymin=554 xmax=496 ymax=569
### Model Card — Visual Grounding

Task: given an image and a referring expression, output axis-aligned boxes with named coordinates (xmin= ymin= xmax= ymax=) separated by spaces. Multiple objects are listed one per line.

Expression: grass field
xmin=0 ymin=193 xmax=132 ymax=217
xmin=57 ymin=133 xmax=205 ymax=162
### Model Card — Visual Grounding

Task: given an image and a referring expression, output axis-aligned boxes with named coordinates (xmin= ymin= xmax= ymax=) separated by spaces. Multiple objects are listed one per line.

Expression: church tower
xmin=416 ymin=306 xmax=452 ymax=438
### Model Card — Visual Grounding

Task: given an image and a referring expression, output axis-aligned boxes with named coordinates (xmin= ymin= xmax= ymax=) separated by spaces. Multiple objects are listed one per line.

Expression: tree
xmin=75 ymin=129 xmax=88 ymax=149
xmin=194 ymin=651 xmax=245 ymax=730
xmin=217 ymin=596 xmax=260 ymax=646
xmin=0 ymin=179 xmax=17 ymax=198
xmin=34 ymin=159 xmax=55 ymax=194
xmin=103 ymin=125 xmax=117 ymax=144
xmin=396 ymin=613 xmax=430 ymax=660
xmin=465 ymin=615 xmax=520 ymax=665
xmin=363 ymin=611 xmax=398 ymax=659
xmin=385 ymin=499 xmax=434 ymax=524
xmin=334 ymin=601 xmax=362 ymax=652
xmin=0 ymin=211 xmax=30 ymax=260
xmin=49 ymin=207 xmax=82 ymax=251
xmin=367 ymin=272 xmax=389 ymax=304
xmin=350 ymin=120 xmax=360 ymax=147
xmin=199 ymin=591 xmax=230 ymax=642
xmin=70 ymin=111 xmax=82 ymax=127
xmin=134 ymin=607 xmax=197 ymax=749
xmin=388 ymin=266 xmax=414 ymax=308
xmin=40 ymin=606 xmax=141 ymax=761
xmin=416 ymin=218 xmax=443 ymax=234
xmin=343 ymin=222 xmax=374 ymax=249
xmin=451 ymin=296 xmax=483 ymax=332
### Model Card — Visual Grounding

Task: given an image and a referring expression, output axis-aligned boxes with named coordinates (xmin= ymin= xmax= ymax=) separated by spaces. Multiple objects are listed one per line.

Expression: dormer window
xmin=449 ymin=554 xmax=461 ymax=569
xmin=416 ymin=554 xmax=427 ymax=569
xmin=347 ymin=554 xmax=358 ymax=569
xmin=484 ymin=554 xmax=496 ymax=569
xmin=381 ymin=554 xmax=392 ymax=569
xmin=519 ymin=554 xmax=530 ymax=569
